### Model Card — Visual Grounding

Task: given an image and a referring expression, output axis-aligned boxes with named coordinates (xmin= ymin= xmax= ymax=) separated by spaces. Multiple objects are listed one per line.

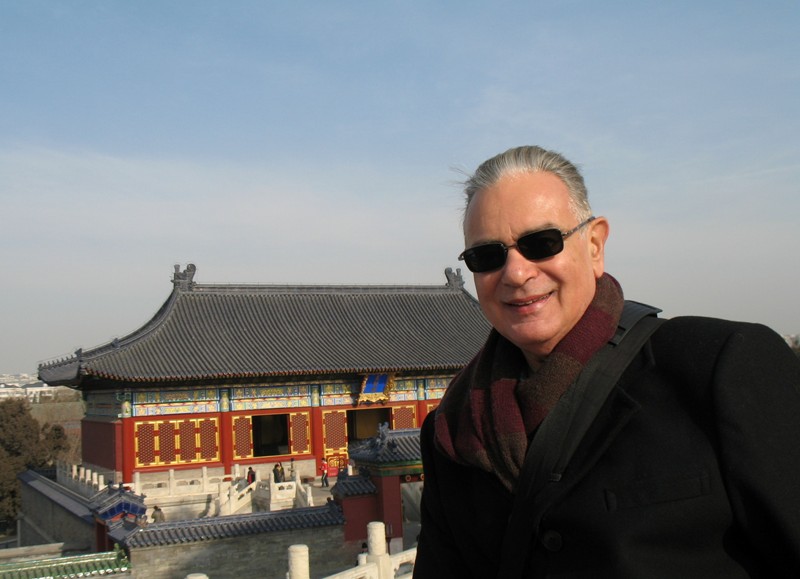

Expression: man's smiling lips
xmin=505 ymin=291 xmax=554 ymax=308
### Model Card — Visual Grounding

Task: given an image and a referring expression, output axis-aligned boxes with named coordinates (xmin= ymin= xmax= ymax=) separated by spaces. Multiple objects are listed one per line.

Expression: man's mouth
xmin=507 ymin=291 xmax=553 ymax=307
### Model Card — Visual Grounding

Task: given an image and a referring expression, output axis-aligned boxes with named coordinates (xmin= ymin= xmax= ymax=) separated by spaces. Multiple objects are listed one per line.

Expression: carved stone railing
xmin=56 ymin=461 xmax=315 ymax=516
xmin=127 ymin=466 xmax=238 ymax=497
xmin=217 ymin=478 xmax=259 ymax=516
xmin=55 ymin=461 xmax=105 ymax=498
xmin=287 ymin=521 xmax=415 ymax=579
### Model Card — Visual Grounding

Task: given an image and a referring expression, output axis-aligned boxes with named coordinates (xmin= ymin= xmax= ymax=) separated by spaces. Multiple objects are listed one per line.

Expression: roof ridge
xmin=188 ymin=282 xmax=460 ymax=294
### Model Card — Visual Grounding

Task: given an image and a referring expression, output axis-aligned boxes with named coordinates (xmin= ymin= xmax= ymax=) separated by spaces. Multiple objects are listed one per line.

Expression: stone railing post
xmin=227 ymin=485 xmax=236 ymax=515
xmin=367 ymin=521 xmax=393 ymax=579
xmin=305 ymin=484 xmax=313 ymax=507
xmin=201 ymin=466 xmax=209 ymax=492
xmin=133 ymin=471 xmax=141 ymax=494
xmin=168 ymin=469 xmax=176 ymax=494
xmin=83 ymin=468 xmax=93 ymax=495
xmin=286 ymin=544 xmax=310 ymax=579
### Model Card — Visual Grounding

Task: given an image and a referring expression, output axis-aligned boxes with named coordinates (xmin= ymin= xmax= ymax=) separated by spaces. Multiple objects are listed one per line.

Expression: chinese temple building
xmin=38 ymin=265 xmax=490 ymax=490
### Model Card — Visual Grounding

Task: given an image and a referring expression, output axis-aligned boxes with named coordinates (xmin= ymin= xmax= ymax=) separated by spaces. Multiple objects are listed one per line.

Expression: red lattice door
xmin=322 ymin=410 xmax=348 ymax=476
xmin=289 ymin=412 xmax=310 ymax=454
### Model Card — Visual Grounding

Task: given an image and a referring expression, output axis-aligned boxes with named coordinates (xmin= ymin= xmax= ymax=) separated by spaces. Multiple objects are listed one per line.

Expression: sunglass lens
xmin=463 ymin=244 xmax=506 ymax=273
xmin=518 ymin=230 xmax=563 ymax=260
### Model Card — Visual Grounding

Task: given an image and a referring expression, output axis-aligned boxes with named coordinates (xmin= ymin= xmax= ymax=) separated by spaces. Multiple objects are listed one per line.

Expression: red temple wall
xmin=82 ymin=419 xmax=121 ymax=473
xmin=374 ymin=475 xmax=404 ymax=541
xmin=107 ymin=376 xmax=451 ymax=477
xmin=121 ymin=401 xmax=429 ymax=475
xmin=341 ymin=494 xmax=381 ymax=542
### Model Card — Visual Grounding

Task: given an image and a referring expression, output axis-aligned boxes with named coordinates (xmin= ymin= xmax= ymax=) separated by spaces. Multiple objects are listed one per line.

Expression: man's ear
xmin=588 ymin=217 xmax=609 ymax=277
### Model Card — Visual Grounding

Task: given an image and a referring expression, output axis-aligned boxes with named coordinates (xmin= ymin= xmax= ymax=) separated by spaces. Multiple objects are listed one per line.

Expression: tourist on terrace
xmin=273 ymin=462 xmax=285 ymax=483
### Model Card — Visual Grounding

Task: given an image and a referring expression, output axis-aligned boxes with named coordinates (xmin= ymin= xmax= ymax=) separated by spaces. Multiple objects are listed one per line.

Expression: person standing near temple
xmin=273 ymin=462 xmax=283 ymax=483
xmin=320 ymin=458 xmax=329 ymax=487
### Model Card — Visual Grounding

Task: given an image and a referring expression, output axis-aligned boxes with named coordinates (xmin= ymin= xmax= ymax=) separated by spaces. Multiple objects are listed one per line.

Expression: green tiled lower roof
xmin=0 ymin=549 xmax=129 ymax=578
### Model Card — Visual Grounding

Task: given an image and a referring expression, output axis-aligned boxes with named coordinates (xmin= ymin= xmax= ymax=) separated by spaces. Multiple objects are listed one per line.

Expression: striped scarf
xmin=434 ymin=273 xmax=624 ymax=492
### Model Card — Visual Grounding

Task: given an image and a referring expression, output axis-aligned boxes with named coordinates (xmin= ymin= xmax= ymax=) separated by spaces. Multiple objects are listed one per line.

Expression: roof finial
xmin=444 ymin=267 xmax=465 ymax=290
xmin=172 ymin=264 xmax=197 ymax=291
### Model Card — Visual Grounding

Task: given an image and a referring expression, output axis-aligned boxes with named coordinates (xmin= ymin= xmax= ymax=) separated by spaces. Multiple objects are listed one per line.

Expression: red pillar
xmin=220 ymin=411 xmax=233 ymax=475
xmin=114 ymin=419 xmax=124 ymax=479
xmin=375 ymin=475 xmax=404 ymax=542
xmin=121 ymin=417 xmax=135 ymax=484
xmin=416 ymin=400 xmax=429 ymax=426
xmin=311 ymin=406 xmax=324 ymax=472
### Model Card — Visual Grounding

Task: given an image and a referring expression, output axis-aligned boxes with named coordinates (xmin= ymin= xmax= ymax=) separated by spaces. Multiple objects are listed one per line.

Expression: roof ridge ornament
xmin=444 ymin=267 xmax=465 ymax=290
xmin=172 ymin=264 xmax=197 ymax=292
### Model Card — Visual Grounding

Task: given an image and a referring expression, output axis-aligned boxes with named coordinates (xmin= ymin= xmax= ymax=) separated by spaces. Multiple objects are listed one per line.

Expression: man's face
xmin=464 ymin=171 xmax=608 ymax=366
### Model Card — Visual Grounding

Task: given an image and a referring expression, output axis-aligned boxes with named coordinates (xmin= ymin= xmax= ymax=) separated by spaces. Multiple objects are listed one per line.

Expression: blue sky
xmin=1 ymin=1 xmax=798 ymax=374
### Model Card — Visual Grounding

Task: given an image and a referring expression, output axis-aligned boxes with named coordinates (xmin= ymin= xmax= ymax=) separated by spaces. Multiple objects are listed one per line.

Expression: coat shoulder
xmin=653 ymin=315 xmax=789 ymax=354
xmin=648 ymin=315 xmax=797 ymax=388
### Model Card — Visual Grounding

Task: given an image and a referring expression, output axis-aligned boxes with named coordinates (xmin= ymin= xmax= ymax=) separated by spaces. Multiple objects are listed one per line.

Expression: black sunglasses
xmin=458 ymin=216 xmax=596 ymax=273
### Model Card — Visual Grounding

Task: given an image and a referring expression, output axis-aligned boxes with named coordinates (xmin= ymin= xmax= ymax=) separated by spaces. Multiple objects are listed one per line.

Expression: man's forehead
xmin=465 ymin=175 xmax=572 ymax=228
xmin=472 ymin=171 xmax=569 ymax=204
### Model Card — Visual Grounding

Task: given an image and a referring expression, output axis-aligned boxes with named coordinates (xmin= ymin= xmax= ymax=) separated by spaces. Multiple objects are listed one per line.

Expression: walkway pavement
xmin=307 ymin=476 xmax=336 ymax=505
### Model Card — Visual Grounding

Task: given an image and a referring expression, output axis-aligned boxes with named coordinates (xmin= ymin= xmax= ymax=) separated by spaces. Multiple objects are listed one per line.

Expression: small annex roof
xmin=89 ymin=484 xmax=147 ymax=522
xmin=39 ymin=264 xmax=490 ymax=387
xmin=348 ymin=426 xmax=422 ymax=466
xmin=122 ymin=502 xmax=345 ymax=548
xmin=330 ymin=473 xmax=378 ymax=499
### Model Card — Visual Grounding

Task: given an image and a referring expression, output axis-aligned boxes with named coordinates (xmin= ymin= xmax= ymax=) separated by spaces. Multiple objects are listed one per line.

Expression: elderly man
xmin=414 ymin=146 xmax=800 ymax=578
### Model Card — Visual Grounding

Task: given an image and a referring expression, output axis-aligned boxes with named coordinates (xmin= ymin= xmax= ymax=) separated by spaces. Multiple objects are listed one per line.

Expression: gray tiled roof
xmin=330 ymin=475 xmax=378 ymax=498
xmin=348 ymin=428 xmax=421 ymax=464
xmin=123 ymin=502 xmax=345 ymax=548
xmin=39 ymin=265 xmax=489 ymax=385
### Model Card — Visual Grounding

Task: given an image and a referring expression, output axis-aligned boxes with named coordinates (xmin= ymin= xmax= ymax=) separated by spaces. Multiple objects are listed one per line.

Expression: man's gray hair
xmin=463 ymin=145 xmax=592 ymax=222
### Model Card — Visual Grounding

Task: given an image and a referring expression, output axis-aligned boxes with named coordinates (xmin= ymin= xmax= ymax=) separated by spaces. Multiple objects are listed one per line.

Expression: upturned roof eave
xmin=37 ymin=288 xmax=182 ymax=385
xmin=38 ymin=359 xmax=82 ymax=386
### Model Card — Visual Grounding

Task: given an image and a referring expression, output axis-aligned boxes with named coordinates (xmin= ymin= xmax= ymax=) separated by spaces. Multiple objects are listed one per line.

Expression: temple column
xmin=219 ymin=388 xmax=233 ymax=475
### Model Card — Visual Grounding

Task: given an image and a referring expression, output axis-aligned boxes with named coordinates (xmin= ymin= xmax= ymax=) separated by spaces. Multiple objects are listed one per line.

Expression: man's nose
xmin=500 ymin=246 xmax=540 ymax=285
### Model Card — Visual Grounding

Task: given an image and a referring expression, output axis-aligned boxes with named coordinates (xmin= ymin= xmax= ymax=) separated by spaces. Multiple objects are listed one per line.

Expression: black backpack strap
xmin=496 ymin=301 xmax=664 ymax=579
xmin=611 ymin=300 xmax=662 ymax=345
xmin=550 ymin=302 xmax=663 ymax=480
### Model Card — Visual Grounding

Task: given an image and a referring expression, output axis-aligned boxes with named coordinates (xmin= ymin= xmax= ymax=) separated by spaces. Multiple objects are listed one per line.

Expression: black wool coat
xmin=414 ymin=317 xmax=800 ymax=579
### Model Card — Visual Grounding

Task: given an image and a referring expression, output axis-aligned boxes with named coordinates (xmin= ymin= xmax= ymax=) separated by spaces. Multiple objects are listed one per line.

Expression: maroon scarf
xmin=434 ymin=273 xmax=624 ymax=492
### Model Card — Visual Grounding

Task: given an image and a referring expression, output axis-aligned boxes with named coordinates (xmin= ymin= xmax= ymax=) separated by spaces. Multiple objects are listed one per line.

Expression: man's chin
xmin=505 ymin=330 xmax=557 ymax=361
